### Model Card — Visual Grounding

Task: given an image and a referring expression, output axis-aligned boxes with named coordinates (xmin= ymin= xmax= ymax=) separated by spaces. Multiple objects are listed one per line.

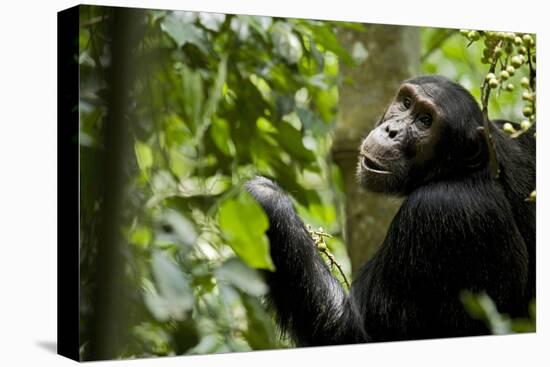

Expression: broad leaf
xmin=161 ymin=13 xmax=208 ymax=54
xmin=218 ymin=192 xmax=274 ymax=270
xmin=198 ymin=12 xmax=225 ymax=32
xmin=272 ymin=21 xmax=303 ymax=64
xmin=155 ymin=209 xmax=198 ymax=249
xmin=135 ymin=140 xmax=153 ymax=171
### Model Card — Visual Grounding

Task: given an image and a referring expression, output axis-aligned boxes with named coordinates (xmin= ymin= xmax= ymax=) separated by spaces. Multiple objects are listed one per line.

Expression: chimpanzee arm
xmin=246 ymin=176 xmax=368 ymax=346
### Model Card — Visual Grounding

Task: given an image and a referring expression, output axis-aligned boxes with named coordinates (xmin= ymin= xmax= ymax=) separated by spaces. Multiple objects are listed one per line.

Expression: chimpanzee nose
xmin=385 ymin=124 xmax=398 ymax=139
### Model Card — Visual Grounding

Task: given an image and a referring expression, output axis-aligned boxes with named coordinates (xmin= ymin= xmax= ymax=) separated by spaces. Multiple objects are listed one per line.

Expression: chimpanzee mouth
xmin=361 ymin=154 xmax=392 ymax=175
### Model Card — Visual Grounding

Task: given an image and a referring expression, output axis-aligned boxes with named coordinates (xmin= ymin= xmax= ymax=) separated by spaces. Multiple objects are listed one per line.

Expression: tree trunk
xmin=86 ymin=8 xmax=142 ymax=361
xmin=333 ymin=25 xmax=420 ymax=273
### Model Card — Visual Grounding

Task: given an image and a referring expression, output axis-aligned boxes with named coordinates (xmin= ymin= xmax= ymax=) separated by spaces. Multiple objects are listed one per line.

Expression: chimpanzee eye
xmin=403 ymin=97 xmax=412 ymax=109
xmin=418 ymin=114 xmax=433 ymax=128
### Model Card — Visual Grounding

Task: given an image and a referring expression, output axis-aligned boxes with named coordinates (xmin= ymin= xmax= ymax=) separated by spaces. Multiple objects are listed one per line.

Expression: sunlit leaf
xmin=198 ymin=12 xmax=225 ymax=32
xmin=461 ymin=291 xmax=512 ymax=335
xmin=238 ymin=15 xmax=270 ymax=41
xmin=155 ymin=209 xmax=198 ymax=249
xmin=135 ymin=140 xmax=153 ymax=171
xmin=256 ymin=117 xmax=277 ymax=133
xmin=150 ymin=10 xmax=167 ymax=23
xmin=161 ymin=12 xmax=208 ymax=54
xmin=218 ymin=192 xmax=275 ymax=270
xmin=146 ymin=170 xmax=178 ymax=207
xmin=249 ymin=74 xmax=273 ymax=104
xmin=178 ymin=175 xmax=231 ymax=197
xmin=130 ymin=226 xmax=152 ymax=248
xmin=272 ymin=21 xmax=303 ymax=64
xmin=169 ymin=148 xmax=194 ymax=179
xmin=230 ymin=16 xmax=250 ymax=41
xmin=314 ymin=87 xmax=338 ymax=123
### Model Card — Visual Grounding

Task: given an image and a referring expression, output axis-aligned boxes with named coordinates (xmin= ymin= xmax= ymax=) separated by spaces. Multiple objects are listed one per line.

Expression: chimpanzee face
xmin=357 ymin=81 xmax=444 ymax=195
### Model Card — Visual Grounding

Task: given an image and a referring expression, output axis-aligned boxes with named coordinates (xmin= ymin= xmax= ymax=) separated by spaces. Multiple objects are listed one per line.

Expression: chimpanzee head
xmin=357 ymin=75 xmax=487 ymax=195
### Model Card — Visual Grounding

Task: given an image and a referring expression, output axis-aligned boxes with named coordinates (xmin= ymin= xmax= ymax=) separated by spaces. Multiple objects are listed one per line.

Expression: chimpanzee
xmin=246 ymin=75 xmax=535 ymax=346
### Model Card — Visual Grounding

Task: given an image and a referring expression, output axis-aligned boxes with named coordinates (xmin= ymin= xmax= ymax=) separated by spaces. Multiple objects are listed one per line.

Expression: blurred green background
xmin=77 ymin=5 xmax=535 ymax=360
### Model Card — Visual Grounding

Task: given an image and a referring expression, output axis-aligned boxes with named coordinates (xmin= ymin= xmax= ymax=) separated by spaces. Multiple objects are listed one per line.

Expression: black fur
xmin=246 ymin=75 xmax=535 ymax=346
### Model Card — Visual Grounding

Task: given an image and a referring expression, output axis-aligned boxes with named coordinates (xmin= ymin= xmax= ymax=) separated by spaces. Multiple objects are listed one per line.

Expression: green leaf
xmin=178 ymin=175 xmax=231 ymax=197
xmin=238 ymin=15 xmax=270 ymax=42
xmin=161 ymin=13 xmax=208 ymax=54
xmin=150 ymin=10 xmax=168 ymax=24
xmin=313 ymin=87 xmax=338 ymax=123
xmin=276 ymin=120 xmax=316 ymax=162
xmin=249 ymin=74 xmax=273 ymax=104
xmin=155 ymin=209 xmax=198 ymax=249
xmin=335 ymin=21 xmax=367 ymax=32
xmin=144 ymin=251 xmax=194 ymax=321
xmin=256 ymin=117 xmax=277 ymax=133
xmin=203 ymin=55 xmax=227 ymax=121
xmin=230 ymin=16 xmax=250 ymax=41
xmin=181 ymin=65 xmax=204 ymax=127
xmin=218 ymin=192 xmax=275 ymax=270
xmin=272 ymin=21 xmax=303 ymax=64
xmin=215 ymin=258 xmax=268 ymax=296
xmin=129 ymin=226 xmax=152 ymax=248
xmin=169 ymin=147 xmax=193 ymax=179
xmin=198 ymin=12 xmax=225 ymax=32
xmin=135 ymin=140 xmax=153 ymax=171
xmin=461 ymin=291 xmax=512 ymax=334
xmin=307 ymin=23 xmax=353 ymax=65
xmin=210 ymin=117 xmax=236 ymax=156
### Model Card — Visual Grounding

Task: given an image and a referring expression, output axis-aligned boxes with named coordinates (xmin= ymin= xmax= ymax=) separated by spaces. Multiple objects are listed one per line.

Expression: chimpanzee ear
xmin=464 ymin=126 xmax=489 ymax=169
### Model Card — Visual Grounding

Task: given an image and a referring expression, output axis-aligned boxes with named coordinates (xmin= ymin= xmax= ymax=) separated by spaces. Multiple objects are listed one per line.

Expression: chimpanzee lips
xmin=361 ymin=154 xmax=392 ymax=175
